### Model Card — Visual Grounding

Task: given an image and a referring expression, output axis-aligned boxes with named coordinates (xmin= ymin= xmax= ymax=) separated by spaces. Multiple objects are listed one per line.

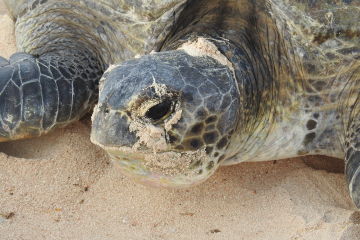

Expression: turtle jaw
xmin=98 ymin=145 xmax=218 ymax=188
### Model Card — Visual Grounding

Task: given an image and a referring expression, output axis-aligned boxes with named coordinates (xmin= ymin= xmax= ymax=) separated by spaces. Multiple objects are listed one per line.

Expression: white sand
xmin=0 ymin=2 xmax=360 ymax=239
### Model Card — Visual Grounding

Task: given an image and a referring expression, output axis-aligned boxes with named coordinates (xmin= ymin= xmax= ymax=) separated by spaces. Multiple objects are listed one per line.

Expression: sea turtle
xmin=0 ymin=0 xmax=359 ymax=206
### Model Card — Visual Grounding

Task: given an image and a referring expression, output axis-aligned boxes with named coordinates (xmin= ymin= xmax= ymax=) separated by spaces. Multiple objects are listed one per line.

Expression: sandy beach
xmin=0 ymin=1 xmax=360 ymax=239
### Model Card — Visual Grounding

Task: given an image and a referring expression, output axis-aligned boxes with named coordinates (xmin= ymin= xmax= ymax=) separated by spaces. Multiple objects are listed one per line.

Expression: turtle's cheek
xmin=106 ymin=150 xmax=217 ymax=188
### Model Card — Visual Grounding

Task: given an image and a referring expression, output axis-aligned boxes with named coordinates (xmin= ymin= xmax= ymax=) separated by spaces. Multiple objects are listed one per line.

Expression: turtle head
xmin=91 ymin=50 xmax=240 ymax=187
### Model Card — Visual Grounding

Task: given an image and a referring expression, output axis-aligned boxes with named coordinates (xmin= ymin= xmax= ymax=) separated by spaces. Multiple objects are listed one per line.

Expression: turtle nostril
xmin=145 ymin=99 xmax=173 ymax=122
xmin=99 ymin=103 xmax=110 ymax=114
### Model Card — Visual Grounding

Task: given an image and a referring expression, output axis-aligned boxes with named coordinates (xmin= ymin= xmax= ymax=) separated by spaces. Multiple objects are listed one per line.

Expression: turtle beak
xmin=90 ymin=103 xmax=137 ymax=148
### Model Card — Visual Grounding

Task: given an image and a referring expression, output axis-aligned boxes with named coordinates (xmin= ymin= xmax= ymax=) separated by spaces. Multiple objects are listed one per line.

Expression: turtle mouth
xmin=105 ymin=144 xmax=212 ymax=188
xmin=110 ymin=152 xmax=203 ymax=188
xmin=92 ymin=141 xmax=214 ymax=188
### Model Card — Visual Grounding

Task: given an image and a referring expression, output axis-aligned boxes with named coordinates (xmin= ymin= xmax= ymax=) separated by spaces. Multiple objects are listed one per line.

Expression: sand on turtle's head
xmin=129 ymin=119 xmax=168 ymax=152
xmin=128 ymin=81 xmax=178 ymax=153
xmin=178 ymin=37 xmax=235 ymax=72
xmin=127 ymin=102 xmax=207 ymax=177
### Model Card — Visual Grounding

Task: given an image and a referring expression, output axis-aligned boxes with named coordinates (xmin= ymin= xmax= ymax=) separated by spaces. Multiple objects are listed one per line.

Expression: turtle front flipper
xmin=0 ymin=51 xmax=103 ymax=142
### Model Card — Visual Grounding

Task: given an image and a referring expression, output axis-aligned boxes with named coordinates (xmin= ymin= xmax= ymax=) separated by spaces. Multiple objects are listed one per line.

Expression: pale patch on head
xmin=178 ymin=37 xmax=235 ymax=72
xmin=129 ymin=120 xmax=168 ymax=152
xmin=165 ymin=109 xmax=182 ymax=132
xmin=143 ymin=148 xmax=207 ymax=176
xmin=150 ymin=77 xmax=168 ymax=96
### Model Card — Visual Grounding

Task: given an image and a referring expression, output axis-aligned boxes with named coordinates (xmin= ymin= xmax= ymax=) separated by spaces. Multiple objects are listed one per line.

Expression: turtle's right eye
xmin=145 ymin=99 xmax=173 ymax=122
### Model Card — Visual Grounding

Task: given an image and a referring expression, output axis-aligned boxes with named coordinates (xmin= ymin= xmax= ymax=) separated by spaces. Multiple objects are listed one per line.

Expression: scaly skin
xmin=0 ymin=50 xmax=103 ymax=141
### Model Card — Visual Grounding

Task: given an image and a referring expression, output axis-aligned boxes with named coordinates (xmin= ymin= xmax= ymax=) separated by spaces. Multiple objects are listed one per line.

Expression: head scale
xmin=91 ymin=50 xmax=240 ymax=187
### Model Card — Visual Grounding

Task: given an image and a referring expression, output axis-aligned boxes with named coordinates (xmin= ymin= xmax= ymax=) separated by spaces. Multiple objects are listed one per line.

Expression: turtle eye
xmin=145 ymin=99 xmax=173 ymax=122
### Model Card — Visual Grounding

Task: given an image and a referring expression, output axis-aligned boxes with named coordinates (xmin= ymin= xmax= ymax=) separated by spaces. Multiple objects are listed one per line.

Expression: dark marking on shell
xmin=184 ymin=138 xmax=203 ymax=150
xmin=205 ymin=125 xmax=216 ymax=131
xmin=308 ymin=96 xmax=322 ymax=107
xmin=191 ymin=160 xmax=202 ymax=168
xmin=304 ymin=63 xmax=316 ymax=72
xmin=167 ymin=132 xmax=178 ymax=143
xmin=207 ymin=161 xmax=214 ymax=170
xmin=306 ymin=120 xmax=317 ymax=130
xmin=195 ymin=108 xmax=207 ymax=120
xmin=205 ymin=146 xmax=213 ymax=155
xmin=205 ymin=115 xmax=217 ymax=124
xmin=218 ymin=155 xmax=226 ymax=163
xmin=303 ymin=132 xmax=316 ymax=146
xmin=190 ymin=139 xmax=202 ymax=149
xmin=216 ymin=137 xmax=228 ymax=150
xmin=203 ymin=131 xmax=219 ymax=144
xmin=175 ymin=145 xmax=184 ymax=150
xmin=190 ymin=123 xmax=204 ymax=134
xmin=312 ymin=81 xmax=327 ymax=92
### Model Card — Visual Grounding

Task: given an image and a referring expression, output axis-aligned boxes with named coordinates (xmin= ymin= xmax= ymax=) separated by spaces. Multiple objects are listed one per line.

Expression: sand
xmin=0 ymin=2 xmax=360 ymax=239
